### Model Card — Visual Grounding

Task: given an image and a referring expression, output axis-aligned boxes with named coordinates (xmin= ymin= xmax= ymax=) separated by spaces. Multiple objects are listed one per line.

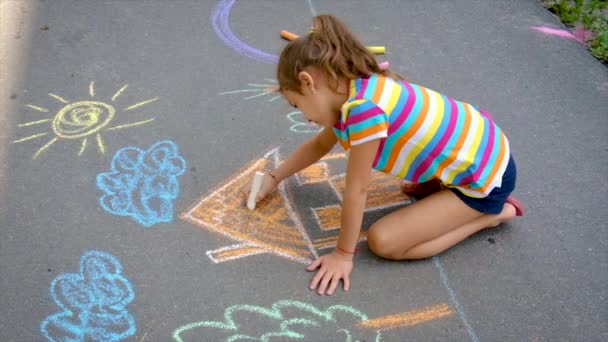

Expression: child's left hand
xmin=306 ymin=250 xmax=353 ymax=295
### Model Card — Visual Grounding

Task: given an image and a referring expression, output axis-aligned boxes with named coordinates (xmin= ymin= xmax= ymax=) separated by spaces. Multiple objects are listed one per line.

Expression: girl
xmin=245 ymin=14 xmax=525 ymax=296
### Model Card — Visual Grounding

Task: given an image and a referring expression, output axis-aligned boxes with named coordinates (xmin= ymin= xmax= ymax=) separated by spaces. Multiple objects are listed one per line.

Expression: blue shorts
xmin=448 ymin=155 xmax=517 ymax=214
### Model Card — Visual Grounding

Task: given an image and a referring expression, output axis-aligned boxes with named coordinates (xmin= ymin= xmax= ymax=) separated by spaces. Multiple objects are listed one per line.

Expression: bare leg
xmin=367 ymin=189 xmax=516 ymax=260
xmin=400 ymin=203 xmax=516 ymax=259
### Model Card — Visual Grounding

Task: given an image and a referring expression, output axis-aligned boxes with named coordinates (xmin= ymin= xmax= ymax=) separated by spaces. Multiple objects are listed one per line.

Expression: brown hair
xmin=277 ymin=14 xmax=403 ymax=93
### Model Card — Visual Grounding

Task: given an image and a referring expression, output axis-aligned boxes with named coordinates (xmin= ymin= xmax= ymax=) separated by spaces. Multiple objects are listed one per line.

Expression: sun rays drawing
xmin=220 ymin=78 xmax=323 ymax=134
xmin=219 ymin=78 xmax=281 ymax=102
xmin=13 ymin=81 xmax=157 ymax=160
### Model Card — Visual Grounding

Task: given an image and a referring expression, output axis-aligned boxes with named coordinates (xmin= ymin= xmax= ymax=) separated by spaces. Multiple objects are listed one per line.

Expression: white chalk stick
xmin=247 ymin=171 xmax=265 ymax=210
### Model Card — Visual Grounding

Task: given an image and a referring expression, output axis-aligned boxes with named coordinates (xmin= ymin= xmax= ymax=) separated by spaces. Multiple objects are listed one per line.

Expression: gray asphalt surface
xmin=1 ymin=0 xmax=607 ymax=341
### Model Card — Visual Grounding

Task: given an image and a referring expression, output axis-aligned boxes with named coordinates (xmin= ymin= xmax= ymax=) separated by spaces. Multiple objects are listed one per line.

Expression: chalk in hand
xmin=378 ymin=61 xmax=390 ymax=70
xmin=247 ymin=171 xmax=265 ymax=211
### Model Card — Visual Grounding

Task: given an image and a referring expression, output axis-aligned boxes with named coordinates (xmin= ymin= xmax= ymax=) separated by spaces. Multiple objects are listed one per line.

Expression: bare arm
xmin=336 ymin=139 xmax=380 ymax=254
xmin=270 ymin=127 xmax=337 ymax=182
xmin=306 ymin=138 xmax=380 ymax=295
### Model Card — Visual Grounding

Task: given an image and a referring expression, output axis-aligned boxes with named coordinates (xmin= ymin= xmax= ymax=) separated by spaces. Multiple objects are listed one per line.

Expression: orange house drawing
xmin=181 ymin=148 xmax=410 ymax=264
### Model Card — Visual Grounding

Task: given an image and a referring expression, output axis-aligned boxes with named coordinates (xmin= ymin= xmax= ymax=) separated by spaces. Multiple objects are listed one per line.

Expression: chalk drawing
xmin=219 ymin=79 xmax=325 ymax=134
xmin=211 ymin=0 xmax=385 ymax=64
xmin=211 ymin=0 xmax=278 ymax=63
xmin=97 ymin=140 xmax=187 ymax=227
xmin=180 ymin=148 xmax=409 ymax=264
xmin=530 ymin=25 xmax=592 ymax=43
xmin=182 ymin=148 xmax=317 ymax=264
xmin=287 ymin=111 xmax=324 ymax=134
xmin=306 ymin=0 xmax=317 ymax=17
xmin=40 ymin=251 xmax=136 ymax=342
xmin=433 ymin=257 xmax=479 ymax=342
xmin=219 ymin=80 xmax=280 ymax=102
xmin=293 ymin=161 xmax=329 ymax=185
xmin=311 ymin=154 xmax=410 ymax=230
xmin=13 ymin=81 xmax=156 ymax=159
xmin=173 ymin=299 xmax=451 ymax=341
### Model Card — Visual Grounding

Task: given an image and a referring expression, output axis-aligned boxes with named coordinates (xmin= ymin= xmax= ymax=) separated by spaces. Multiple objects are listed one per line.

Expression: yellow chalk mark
xmin=18 ymin=119 xmax=51 ymax=127
xmin=33 ymin=137 xmax=58 ymax=160
xmin=312 ymin=232 xmax=367 ymax=250
xmin=17 ymin=82 xmax=158 ymax=161
xmin=332 ymin=171 xmax=407 ymax=208
xmin=312 ymin=236 xmax=339 ymax=244
xmin=124 ymin=97 xmax=158 ymax=111
xmin=297 ymin=162 xmax=329 ymax=184
xmin=215 ymin=246 xmax=267 ymax=261
xmin=106 ymin=118 xmax=155 ymax=131
xmin=320 ymin=152 xmax=347 ymax=161
xmin=111 ymin=84 xmax=128 ymax=102
xmin=314 ymin=206 xmax=341 ymax=230
xmin=78 ymin=138 xmax=88 ymax=156
xmin=26 ymin=104 xmax=49 ymax=113
xmin=96 ymin=134 xmax=105 ymax=154
xmin=52 ymin=101 xmax=115 ymax=139
xmin=48 ymin=93 xmax=69 ymax=104
xmin=13 ymin=132 xmax=49 ymax=143
xmin=359 ymin=303 xmax=452 ymax=330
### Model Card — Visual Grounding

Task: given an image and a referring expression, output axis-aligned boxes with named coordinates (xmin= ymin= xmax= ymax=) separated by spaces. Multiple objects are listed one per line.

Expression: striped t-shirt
xmin=332 ymin=74 xmax=510 ymax=198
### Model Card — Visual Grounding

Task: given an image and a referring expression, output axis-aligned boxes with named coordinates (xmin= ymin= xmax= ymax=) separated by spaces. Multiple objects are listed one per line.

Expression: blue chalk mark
xmin=40 ymin=251 xmax=136 ymax=342
xmin=96 ymin=140 xmax=187 ymax=227
xmin=306 ymin=0 xmax=317 ymax=16
xmin=432 ymin=257 xmax=479 ymax=342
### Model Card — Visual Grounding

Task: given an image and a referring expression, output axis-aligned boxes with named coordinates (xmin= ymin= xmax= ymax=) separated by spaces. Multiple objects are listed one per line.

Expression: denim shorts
xmin=448 ymin=155 xmax=517 ymax=214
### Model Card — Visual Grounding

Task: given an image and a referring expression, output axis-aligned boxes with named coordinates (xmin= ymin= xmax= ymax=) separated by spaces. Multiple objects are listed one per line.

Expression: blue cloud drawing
xmin=40 ymin=251 xmax=136 ymax=342
xmin=96 ymin=140 xmax=187 ymax=227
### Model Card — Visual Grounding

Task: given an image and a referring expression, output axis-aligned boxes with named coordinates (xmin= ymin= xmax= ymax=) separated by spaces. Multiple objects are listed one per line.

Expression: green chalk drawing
xmin=287 ymin=111 xmax=323 ymax=134
xmin=172 ymin=300 xmax=381 ymax=342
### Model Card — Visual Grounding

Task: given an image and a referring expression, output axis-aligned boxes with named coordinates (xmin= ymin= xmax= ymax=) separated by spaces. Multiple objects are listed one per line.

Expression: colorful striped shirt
xmin=332 ymin=74 xmax=511 ymax=198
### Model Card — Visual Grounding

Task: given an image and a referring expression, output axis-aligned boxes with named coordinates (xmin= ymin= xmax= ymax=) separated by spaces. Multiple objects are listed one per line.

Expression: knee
xmin=367 ymin=225 xmax=403 ymax=260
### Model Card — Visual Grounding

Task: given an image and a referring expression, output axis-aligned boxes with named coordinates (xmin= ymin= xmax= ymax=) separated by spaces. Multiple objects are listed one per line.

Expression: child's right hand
xmin=240 ymin=172 xmax=278 ymax=205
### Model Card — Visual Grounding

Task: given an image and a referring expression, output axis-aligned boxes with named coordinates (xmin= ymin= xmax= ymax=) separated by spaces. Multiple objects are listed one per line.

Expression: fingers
xmin=255 ymin=191 xmax=265 ymax=203
xmin=317 ymin=272 xmax=333 ymax=295
xmin=307 ymin=256 xmax=351 ymax=295
xmin=254 ymin=176 xmax=278 ymax=204
xmin=326 ymin=275 xmax=341 ymax=295
xmin=309 ymin=266 xmax=327 ymax=290
xmin=306 ymin=258 xmax=322 ymax=271
xmin=239 ymin=184 xmax=250 ymax=198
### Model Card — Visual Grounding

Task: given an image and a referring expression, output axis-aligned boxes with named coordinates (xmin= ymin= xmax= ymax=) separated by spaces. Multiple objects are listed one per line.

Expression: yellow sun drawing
xmin=13 ymin=81 xmax=157 ymax=159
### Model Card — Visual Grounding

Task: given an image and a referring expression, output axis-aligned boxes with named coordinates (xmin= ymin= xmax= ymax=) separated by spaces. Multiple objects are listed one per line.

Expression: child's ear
xmin=297 ymin=71 xmax=316 ymax=93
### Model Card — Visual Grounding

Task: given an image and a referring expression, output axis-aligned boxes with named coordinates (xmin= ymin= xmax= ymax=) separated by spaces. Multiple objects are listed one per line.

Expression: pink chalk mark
xmin=531 ymin=25 xmax=576 ymax=40
xmin=573 ymin=24 xmax=594 ymax=43
xmin=531 ymin=25 xmax=593 ymax=44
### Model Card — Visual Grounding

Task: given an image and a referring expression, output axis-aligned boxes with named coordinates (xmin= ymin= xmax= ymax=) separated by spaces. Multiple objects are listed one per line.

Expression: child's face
xmin=281 ymin=70 xmax=347 ymax=128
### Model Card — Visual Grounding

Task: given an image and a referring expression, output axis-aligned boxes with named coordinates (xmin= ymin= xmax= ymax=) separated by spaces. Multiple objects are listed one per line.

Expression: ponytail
xmin=278 ymin=14 xmax=403 ymax=93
